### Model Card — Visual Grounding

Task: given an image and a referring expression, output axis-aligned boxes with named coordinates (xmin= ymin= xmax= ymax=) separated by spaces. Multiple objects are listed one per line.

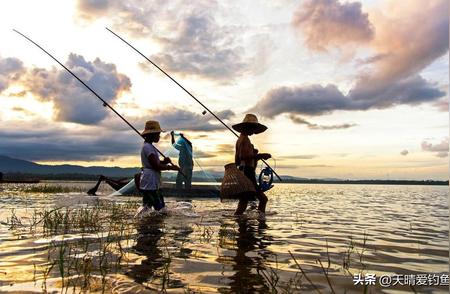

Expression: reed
xmin=24 ymin=185 xmax=85 ymax=194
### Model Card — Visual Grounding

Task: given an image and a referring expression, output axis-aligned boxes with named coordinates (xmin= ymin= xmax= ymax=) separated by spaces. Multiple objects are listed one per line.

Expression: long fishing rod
xmin=13 ymin=29 xmax=178 ymax=168
xmin=106 ymin=27 xmax=282 ymax=181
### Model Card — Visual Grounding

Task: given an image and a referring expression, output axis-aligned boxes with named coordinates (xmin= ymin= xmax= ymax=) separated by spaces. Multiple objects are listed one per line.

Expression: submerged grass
xmin=6 ymin=199 xmax=378 ymax=293
xmin=24 ymin=184 xmax=86 ymax=194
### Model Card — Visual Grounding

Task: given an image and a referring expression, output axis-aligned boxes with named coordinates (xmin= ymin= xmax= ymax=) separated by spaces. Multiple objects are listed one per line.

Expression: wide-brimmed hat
xmin=141 ymin=120 xmax=163 ymax=135
xmin=232 ymin=114 xmax=267 ymax=134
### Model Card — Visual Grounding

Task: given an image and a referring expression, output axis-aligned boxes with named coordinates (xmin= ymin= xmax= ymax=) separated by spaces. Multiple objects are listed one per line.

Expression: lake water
xmin=0 ymin=182 xmax=448 ymax=293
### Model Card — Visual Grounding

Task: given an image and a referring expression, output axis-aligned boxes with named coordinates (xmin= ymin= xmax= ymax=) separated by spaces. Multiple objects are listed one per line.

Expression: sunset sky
xmin=0 ymin=0 xmax=448 ymax=180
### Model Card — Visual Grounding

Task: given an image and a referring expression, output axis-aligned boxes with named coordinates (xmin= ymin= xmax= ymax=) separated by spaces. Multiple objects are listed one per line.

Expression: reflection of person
xmin=232 ymin=114 xmax=271 ymax=215
xmin=140 ymin=120 xmax=179 ymax=211
xmin=129 ymin=215 xmax=165 ymax=284
xmin=218 ymin=216 xmax=272 ymax=293
xmin=171 ymin=131 xmax=194 ymax=189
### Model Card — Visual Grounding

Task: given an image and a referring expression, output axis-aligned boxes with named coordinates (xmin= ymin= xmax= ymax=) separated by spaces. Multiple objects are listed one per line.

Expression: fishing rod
xmin=13 ymin=29 xmax=181 ymax=171
xmin=106 ymin=27 xmax=282 ymax=181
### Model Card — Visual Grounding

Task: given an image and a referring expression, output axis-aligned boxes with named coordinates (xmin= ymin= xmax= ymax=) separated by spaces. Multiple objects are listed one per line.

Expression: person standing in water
xmin=139 ymin=120 xmax=179 ymax=211
xmin=170 ymin=131 xmax=194 ymax=189
xmin=232 ymin=114 xmax=271 ymax=215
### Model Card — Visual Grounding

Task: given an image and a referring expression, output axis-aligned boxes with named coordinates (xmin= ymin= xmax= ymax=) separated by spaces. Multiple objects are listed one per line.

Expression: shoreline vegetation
xmin=1 ymin=172 xmax=448 ymax=186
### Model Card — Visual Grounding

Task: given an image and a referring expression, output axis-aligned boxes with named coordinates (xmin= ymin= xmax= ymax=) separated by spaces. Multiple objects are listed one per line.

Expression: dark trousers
xmin=235 ymin=166 xmax=268 ymax=215
xmin=176 ymin=166 xmax=193 ymax=189
xmin=141 ymin=190 xmax=165 ymax=211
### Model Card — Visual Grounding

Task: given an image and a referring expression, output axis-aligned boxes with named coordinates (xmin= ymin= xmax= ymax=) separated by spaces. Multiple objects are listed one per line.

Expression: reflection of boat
xmin=108 ymin=179 xmax=220 ymax=198
xmin=87 ymin=176 xmax=219 ymax=198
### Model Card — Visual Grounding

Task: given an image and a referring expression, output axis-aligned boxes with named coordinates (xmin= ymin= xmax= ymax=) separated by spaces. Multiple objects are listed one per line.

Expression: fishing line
xmin=13 ymin=29 xmax=182 ymax=172
xmin=105 ymin=27 xmax=282 ymax=182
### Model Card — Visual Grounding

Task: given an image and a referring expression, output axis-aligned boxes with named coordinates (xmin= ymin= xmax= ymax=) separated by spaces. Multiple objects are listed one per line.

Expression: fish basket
xmin=220 ymin=163 xmax=256 ymax=201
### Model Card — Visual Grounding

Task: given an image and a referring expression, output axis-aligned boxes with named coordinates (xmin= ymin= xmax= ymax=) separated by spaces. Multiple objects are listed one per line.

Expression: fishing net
xmin=162 ymin=133 xmax=219 ymax=184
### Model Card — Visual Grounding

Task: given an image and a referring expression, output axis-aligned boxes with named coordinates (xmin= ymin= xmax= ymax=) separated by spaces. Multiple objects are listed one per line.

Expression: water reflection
xmin=128 ymin=215 xmax=167 ymax=285
xmin=217 ymin=215 xmax=274 ymax=293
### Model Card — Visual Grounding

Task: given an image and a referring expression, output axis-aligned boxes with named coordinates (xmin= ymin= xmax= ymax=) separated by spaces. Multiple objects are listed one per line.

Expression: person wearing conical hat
xmin=232 ymin=114 xmax=271 ymax=215
xmin=139 ymin=120 xmax=179 ymax=211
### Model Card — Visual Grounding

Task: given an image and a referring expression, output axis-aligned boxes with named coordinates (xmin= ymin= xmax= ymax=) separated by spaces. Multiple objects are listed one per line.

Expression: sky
xmin=0 ymin=0 xmax=448 ymax=180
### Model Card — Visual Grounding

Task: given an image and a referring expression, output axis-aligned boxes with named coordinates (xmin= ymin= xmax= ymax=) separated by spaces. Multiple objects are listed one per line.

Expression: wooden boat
xmin=108 ymin=179 xmax=220 ymax=198
xmin=87 ymin=175 xmax=220 ymax=198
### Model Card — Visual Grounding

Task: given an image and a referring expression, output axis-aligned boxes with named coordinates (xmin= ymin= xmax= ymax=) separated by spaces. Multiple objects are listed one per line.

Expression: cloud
xmin=0 ymin=122 xmax=141 ymax=161
xmin=288 ymin=114 xmax=356 ymax=130
xmin=104 ymin=107 xmax=235 ymax=133
xmin=400 ymin=150 xmax=409 ymax=156
xmin=292 ymin=0 xmax=374 ymax=51
xmin=0 ymin=56 xmax=25 ymax=93
xmin=433 ymin=98 xmax=449 ymax=112
xmin=77 ymin=0 xmax=249 ymax=81
xmin=279 ymin=154 xmax=317 ymax=159
xmin=252 ymin=0 xmax=448 ymax=118
xmin=215 ymin=144 xmax=234 ymax=153
xmin=20 ymin=53 xmax=131 ymax=125
xmin=421 ymin=138 xmax=449 ymax=158
xmin=251 ymin=84 xmax=348 ymax=117
xmin=154 ymin=108 xmax=231 ymax=132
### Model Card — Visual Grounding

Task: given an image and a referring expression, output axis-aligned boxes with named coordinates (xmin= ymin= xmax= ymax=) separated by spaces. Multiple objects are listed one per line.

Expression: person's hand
xmin=162 ymin=157 xmax=172 ymax=164
xmin=171 ymin=164 xmax=180 ymax=171
xmin=260 ymin=153 xmax=271 ymax=160
xmin=254 ymin=148 xmax=259 ymax=154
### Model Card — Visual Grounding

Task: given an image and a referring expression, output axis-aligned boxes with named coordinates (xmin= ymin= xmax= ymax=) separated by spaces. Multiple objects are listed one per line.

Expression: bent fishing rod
xmin=106 ymin=27 xmax=282 ymax=181
xmin=13 ymin=29 xmax=181 ymax=171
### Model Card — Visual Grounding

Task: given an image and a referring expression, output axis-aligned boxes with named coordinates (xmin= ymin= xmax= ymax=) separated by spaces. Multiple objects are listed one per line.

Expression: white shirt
xmin=140 ymin=142 xmax=161 ymax=190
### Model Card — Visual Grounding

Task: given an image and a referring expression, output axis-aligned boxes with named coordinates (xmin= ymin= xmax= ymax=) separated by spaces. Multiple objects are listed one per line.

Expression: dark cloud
xmin=292 ymin=0 xmax=374 ymax=51
xmin=215 ymin=144 xmax=234 ymax=154
xmin=288 ymin=114 xmax=356 ymax=130
xmin=421 ymin=139 xmax=448 ymax=158
xmin=0 ymin=123 xmax=141 ymax=161
xmin=254 ymin=0 xmax=448 ymax=118
xmin=21 ymin=54 xmax=131 ymax=125
xmin=251 ymin=74 xmax=445 ymax=119
xmin=215 ymin=109 xmax=235 ymax=120
xmin=192 ymin=150 xmax=217 ymax=159
xmin=0 ymin=56 xmax=24 ymax=93
xmin=400 ymin=150 xmax=409 ymax=156
xmin=77 ymin=0 xmax=249 ymax=81
xmin=154 ymin=108 xmax=228 ymax=132
xmin=104 ymin=107 xmax=234 ymax=133
xmin=251 ymin=84 xmax=348 ymax=117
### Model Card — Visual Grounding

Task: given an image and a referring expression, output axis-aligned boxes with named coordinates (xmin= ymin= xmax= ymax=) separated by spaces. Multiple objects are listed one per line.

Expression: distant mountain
xmin=0 ymin=155 xmax=306 ymax=182
xmin=4 ymin=155 xmax=445 ymax=185
xmin=0 ymin=155 xmax=139 ymax=178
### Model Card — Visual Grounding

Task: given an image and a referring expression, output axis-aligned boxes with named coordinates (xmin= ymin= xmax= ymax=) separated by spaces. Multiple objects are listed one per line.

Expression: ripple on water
xmin=0 ymin=183 xmax=448 ymax=293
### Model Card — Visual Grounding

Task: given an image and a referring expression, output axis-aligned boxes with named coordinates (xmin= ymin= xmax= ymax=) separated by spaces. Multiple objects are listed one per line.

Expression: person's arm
xmin=170 ymin=131 xmax=175 ymax=145
xmin=148 ymin=153 xmax=179 ymax=171
xmin=239 ymin=141 xmax=271 ymax=162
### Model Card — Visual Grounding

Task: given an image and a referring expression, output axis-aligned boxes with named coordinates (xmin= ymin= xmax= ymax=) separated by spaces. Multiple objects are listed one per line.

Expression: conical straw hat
xmin=141 ymin=120 xmax=163 ymax=135
xmin=232 ymin=114 xmax=267 ymax=134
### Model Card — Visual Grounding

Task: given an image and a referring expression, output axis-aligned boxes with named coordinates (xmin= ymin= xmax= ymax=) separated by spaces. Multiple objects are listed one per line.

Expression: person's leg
xmin=234 ymin=199 xmax=248 ymax=215
xmin=152 ymin=190 xmax=165 ymax=211
xmin=142 ymin=190 xmax=154 ymax=207
xmin=256 ymin=191 xmax=268 ymax=213
xmin=176 ymin=171 xmax=183 ymax=189
xmin=185 ymin=167 xmax=192 ymax=189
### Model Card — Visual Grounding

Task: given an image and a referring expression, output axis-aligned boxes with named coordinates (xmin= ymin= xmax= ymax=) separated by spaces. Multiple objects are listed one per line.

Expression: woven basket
xmin=220 ymin=163 xmax=256 ymax=201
